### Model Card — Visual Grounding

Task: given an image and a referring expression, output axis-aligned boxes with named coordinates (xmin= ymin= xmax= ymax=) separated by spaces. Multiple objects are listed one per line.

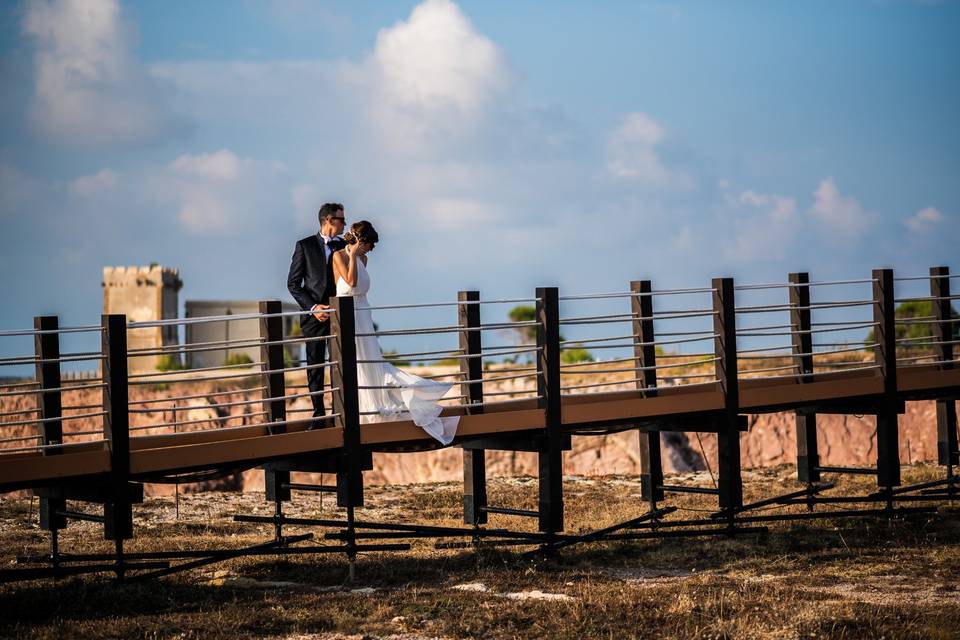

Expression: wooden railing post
xmin=458 ymin=290 xmax=487 ymax=525
xmin=536 ymin=287 xmax=563 ymax=534
xmin=330 ymin=295 xmax=363 ymax=509
xmin=712 ymin=277 xmax=742 ymax=509
xmin=930 ymin=266 xmax=958 ymax=468
xmin=631 ymin=280 xmax=663 ymax=507
xmin=872 ymin=268 xmax=900 ymax=489
xmin=101 ymin=314 xmax=132 ymax=542
xmin=259 ymin=300 xmax=289 ymax=505
xmin=789 ymin=272 xmax=819 ymax=483
xmin=34 ymin=315 xmax=65 ymax=532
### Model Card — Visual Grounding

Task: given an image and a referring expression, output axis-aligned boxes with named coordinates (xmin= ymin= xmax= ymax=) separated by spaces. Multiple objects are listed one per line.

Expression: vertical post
xmin=631 ymin=280 xmax=663 ymax=507
xmin=789 ymin=272 xmax=819 ymax=483
xmin=458 ymin=291 xmax=487 ymax=525
xmin=536 ymin=287 xmax=563 ymax=534
xmin=34 ymin=316 xmax=65 ymax=532
xmin=259 ymin=300 xmax=290 ymax=522
xmin=330 ymin=295 xmax=363 ymax=509
xmin=102 ymin=314 xmax=132 ymax=542
xmin=712 ymin=278 xmax=743 ymax=510
xmin=872 ymin=268 xmax=900 ymax=489
xmin=930 ymin=267 xmax=958 ymax=468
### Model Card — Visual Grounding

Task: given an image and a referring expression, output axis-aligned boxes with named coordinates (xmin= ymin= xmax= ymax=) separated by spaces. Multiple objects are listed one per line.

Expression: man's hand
xmin=311 ymin=303 xmax=331 ymax=322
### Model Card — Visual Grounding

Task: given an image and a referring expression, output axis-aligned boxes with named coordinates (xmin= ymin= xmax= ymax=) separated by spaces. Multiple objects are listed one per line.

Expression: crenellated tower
xmin=102 ymin=265 xmax=183 ymax=372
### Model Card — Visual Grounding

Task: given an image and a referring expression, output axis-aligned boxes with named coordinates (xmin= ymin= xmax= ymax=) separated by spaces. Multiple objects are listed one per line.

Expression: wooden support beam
xmin=789 ymin=272 xmax=819 ymax=483
xmin=259 ymin=300 xmax=290 ymax=503
xmin=873 ymin=268 xmax=900 ymax=488
xmin=101 ymin=314 xmax=132 ymax=541
xmin=458 ymin=291 xmax=487 ymax=525
xmin=536 ymin=286 xmax=563 ymax=533
xmin=930 ymin=266 xmax=958 ymax=467
xmin=330 ymin=295 xmax=363 ymax=508
xmin=712 ymin=277 xmax=742 ymax=509
xmin=631 ymin=280 xmax=663 ymax=505
xmin=34 ymin=315 xmax=66 ymax=531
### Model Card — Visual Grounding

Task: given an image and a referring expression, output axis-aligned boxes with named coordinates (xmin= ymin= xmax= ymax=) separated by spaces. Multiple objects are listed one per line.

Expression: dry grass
xmin=2 ymin=464 xmax=960 ymax=639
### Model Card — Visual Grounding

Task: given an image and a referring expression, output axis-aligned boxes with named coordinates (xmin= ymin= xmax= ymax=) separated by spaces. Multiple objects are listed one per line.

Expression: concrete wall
xmin=184 ymin=300 xmax=300 ymax=370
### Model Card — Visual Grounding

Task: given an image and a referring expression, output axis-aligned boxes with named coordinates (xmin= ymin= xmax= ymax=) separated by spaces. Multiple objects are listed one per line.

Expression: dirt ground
xmin=1 ymin=464 xmax=959 ymax=640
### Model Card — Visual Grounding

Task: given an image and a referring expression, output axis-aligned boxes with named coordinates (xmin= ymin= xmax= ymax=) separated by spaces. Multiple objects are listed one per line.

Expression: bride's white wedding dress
xmin=336 ymin=256 xmax=459 ymax=445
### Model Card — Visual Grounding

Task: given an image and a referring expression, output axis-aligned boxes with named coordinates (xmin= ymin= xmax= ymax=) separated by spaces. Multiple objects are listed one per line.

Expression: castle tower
xmin=102 ymin=265 xmax=183 ymax=373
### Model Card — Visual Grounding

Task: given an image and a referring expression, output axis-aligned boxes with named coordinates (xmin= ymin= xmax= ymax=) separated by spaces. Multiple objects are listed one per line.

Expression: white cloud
xmin=809 ymin=177 xmax=871 ymax=236
xmin=169 ymin=150 xmax=245 ymax=182
xmin=23 ymin=0 xmax=177 ymax=146
xmin=149 ymin=150 xmax=283 ymax=234
xmin=362 ymin=0 xmax=512 ymax=152
xmin=904 ymin=206 xmax=945 ymax=234
xmin=606 ymin=112 xmax=694 ymax=191
xmin=68 ymin=168 xmax=118 ymax=198
xmin=739 ymin=190 xmax=796 ymax=222
xmin=723 ymin=188 xmax=798 ymax=262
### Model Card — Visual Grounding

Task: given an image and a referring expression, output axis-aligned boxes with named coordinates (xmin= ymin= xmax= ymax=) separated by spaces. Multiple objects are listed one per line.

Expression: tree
xmin=865 ymin=300 xmax=959 ymax=347
xmin=507 ymin=305 xmax=538 ymax=343
xmin=507 ymin=304 xmax=593 ymax=363
xmin=561 ymin=346 xmax=594 ymax=364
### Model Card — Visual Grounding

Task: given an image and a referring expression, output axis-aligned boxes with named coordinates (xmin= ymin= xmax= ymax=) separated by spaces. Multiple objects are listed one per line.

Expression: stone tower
xmin=102 ymin=265 xmax=183 ymax=373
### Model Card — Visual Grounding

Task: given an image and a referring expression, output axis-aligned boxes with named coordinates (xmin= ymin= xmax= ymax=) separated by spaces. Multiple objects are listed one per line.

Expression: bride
xmin=331 ymin=221 xmax=459 ymax=445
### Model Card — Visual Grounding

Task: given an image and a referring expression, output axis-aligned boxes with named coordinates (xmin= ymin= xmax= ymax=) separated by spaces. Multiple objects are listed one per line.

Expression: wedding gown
xmin=336 ymin=257 xmax=459 ymax=445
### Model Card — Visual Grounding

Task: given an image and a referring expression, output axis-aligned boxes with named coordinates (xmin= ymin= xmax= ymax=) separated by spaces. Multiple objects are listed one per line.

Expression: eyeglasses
xmin=330 ymin=216 xmax=345 ymax=222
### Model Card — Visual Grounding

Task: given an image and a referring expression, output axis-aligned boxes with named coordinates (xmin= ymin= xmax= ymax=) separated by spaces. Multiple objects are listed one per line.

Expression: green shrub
xmin=383 ymin=350 xmax=411 ymax=367
xmin=156 ymin=354 xmax=187 ymax=371
xmin=224 ymin=352 xmax=254 ymax=367
xmin=865 ymin=300 xmax=959 ymax=347
xmin=561 ymin=346 xmax=594 ymax=364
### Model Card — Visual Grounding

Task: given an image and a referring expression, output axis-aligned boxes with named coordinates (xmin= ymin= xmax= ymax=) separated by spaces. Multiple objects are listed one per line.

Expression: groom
xmin=287 ymin=203 xmax=347 ymax=422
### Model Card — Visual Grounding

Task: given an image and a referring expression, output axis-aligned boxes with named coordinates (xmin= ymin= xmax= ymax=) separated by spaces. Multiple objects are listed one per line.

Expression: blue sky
xmin=0 ymin=0 xmax=958 ymax=362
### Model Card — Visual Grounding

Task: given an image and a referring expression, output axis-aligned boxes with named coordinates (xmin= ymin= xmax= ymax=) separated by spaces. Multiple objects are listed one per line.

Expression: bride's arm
xmin=333 ymin=248 xmax=359 ymax=287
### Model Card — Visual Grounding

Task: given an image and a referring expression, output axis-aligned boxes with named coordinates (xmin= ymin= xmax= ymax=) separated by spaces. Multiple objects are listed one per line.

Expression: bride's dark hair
xmin=343 ymin=220 xmax=379 ymax=249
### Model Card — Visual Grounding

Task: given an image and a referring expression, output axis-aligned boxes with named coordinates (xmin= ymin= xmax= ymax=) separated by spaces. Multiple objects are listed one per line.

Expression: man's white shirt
xmin=319 ymin=234 xmax=342 ymax=261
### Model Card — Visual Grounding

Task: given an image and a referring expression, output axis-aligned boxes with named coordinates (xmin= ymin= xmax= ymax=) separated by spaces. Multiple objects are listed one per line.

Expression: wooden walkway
xmin=1 ymin=267 xmax=958 ymax=580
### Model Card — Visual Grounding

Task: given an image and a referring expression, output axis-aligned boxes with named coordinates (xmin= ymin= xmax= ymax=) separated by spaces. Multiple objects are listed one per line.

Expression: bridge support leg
xmin=265 ymin=469 xmax=291 ymax=543
xmin=796 ymin=412 xmax=820 ymax=484
xmin=337 ymin=455 xmax=364 ymax=580
xmin=638 ymin=432 xmax=664 ymax=510
xmin=38 ymin=497 xmax=66 ymax=571
xmin=717 ymin=424 xmax=743 ymax=511
xmin=463 ymin=450 xmax=488 ymax=526
xmin=937 ymin=400 xmax=958 ymax=469
xmin=876 ymin=408 xmax=901 ymax=491
xmin=538 ymin=442 xmax=563 ymax=534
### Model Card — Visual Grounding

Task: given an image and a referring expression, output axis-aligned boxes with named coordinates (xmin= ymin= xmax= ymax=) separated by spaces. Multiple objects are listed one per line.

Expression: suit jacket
xmin=287 ymin=234 xmax=342 ymax=311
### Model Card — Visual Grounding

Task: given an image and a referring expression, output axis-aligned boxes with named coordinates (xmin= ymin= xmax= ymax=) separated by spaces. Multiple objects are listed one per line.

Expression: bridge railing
xmin=733 ymin=275 xmax=883 ymax=382
xmin=555 ymin=283 xmax=722 ymax=396
xmin=122 ymin=305 xmax=339 ymax=440
xmin=2 ymin=266 xmax=959 ymax=465
xmin=0 ymin=319 xmax=108 ymax=457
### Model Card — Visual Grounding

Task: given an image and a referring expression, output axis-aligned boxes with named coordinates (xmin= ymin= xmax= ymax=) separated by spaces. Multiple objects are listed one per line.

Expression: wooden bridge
xmin=0 ymin=267 xmax=958 ymax=581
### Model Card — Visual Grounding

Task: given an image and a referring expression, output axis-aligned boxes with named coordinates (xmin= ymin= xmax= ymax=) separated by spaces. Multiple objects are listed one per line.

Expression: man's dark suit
xmin=287 ymin=234 xmax=345 ymax=418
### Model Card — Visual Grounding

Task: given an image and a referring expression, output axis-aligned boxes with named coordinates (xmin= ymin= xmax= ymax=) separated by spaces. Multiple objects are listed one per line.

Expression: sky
xmin=0 ymin=0 xmax=958 ymax=362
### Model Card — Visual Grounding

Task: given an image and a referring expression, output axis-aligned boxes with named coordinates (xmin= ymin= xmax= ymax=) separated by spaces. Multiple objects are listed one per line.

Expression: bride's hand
xmin=351 ymin=242 xmax=368 ymax=257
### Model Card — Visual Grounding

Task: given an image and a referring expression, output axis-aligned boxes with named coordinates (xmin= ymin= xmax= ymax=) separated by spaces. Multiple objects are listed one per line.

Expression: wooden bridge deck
xmin=3 ymin=362 xmax=956 ymax=493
